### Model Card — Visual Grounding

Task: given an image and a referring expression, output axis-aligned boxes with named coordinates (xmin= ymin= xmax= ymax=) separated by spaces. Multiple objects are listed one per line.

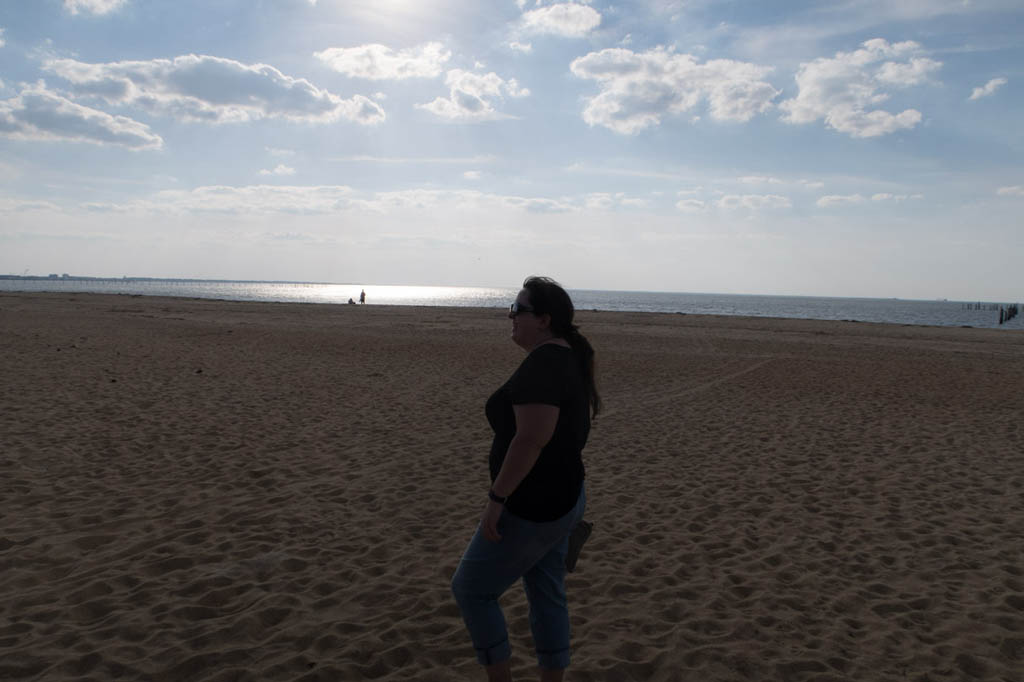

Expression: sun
xmin=321 ymin=0 xmax=460 ymax=33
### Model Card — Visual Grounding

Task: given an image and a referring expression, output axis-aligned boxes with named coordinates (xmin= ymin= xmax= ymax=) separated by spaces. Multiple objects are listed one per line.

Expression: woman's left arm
xmin=479 ymin=404 xmax=559 ymax=541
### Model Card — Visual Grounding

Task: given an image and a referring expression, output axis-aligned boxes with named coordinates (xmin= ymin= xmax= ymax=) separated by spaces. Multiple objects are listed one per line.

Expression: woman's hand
xmin=480 ymin=500 xmax=504 ymax=542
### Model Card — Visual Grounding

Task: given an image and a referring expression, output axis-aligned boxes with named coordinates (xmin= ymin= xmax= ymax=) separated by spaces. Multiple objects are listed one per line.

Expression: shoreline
xmin=2 ymin=292 xmax=1022 ymax=681
xmin=3 ymin=290 xmax=1022 ymax=334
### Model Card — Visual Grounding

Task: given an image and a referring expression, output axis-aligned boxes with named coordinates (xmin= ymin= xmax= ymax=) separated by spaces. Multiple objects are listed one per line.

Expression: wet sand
xmin=1 ymin=292 xmax=1022 ymax=681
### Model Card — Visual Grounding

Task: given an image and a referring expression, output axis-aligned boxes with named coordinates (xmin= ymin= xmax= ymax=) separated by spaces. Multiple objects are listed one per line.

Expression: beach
xmin=2 ymin=291 xmax=1022 ymax=681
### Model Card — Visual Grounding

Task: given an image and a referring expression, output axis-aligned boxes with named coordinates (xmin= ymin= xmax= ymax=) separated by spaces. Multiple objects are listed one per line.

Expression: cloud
xmin=521 ymin=3 xmax=601 ymax=38
xmin=779 ymin=39 xmax=941 ymax=138
xmin=0 ymin=27 xmax=5 ymax=48
xmin=584 ymin=194 xmax=616 ymax=210
xmin=0 ymin=81 xmax=162 ymax=150
xmin=142 ymin=185 xmax=355 ymax=214
xmin=816 ymin=194 xmax=866 ymax=207
xmin=417 ymin=69 xmax=529 ymax=121
xmin=815 ymin=192 xmax=923 ymax=206
xmin=676 ymin=198 xmax=707 ymax=212
xmin=64 ymin=0 xmax=128 ymax=15
xmin=259 ymin=164 xmax=296 ymax=176
xmin=377 ymin=188 xmax=579 ymax=213
xmin=331 ymin=154 xmax=496 ymax=164
xmin=45 ymin=54 xmax=384 ymax=125
xmin=871 ymin=192 xmax=921 ymax=201
xmin=77 ymin=185 xmax=590 ymax=216
xmin=716 ymin=194 xmax=791 ymax=210
xmin=508 ymin=41 xmax=533 ymax=53
xmin=0 ymin=198 xmax=64 ymax=212
xmin=969 ymin=77 xmax=1007 ymax=101
xmin=571 ymin=47 xmax=778 ymax=134
xmin=493 ymin=195 xmax=574 ymax=213
xmin=567 ymin=162 xmax=697 ymax=183
xmin=584 ymin=192 xmax=646 ymax=210
xmin=314 ymin=42 xmax=450 ymax=80
xmin=266 ymin=147 xmax=294 ymax=157
xmin=736 ymin=176 xmax=827 ymax=189
xmin=996 ymin=186 xmax=1024 ymax=196
xmin=875 ymin=57 xmax=942 ymax=87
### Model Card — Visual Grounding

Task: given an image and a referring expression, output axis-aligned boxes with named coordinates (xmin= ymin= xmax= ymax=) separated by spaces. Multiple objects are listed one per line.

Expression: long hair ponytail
xmin=565 ymin=324 xmax=601 ymax=418
xmin=522 ymin=276 xmax=602 ymax=418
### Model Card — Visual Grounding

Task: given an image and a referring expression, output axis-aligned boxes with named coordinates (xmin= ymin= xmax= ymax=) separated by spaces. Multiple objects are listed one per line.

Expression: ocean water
xmin=1 ymin=279 xmax=1021 ymax=330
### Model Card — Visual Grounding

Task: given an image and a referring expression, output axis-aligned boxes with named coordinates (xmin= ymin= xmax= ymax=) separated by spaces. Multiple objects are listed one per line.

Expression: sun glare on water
xmin=311 ymin=284 xmax=513 ymax=308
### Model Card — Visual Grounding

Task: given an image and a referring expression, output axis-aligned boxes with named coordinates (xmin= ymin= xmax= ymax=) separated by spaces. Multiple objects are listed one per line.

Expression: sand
xmin=1 ymin=291 xmax=1022 ymax=682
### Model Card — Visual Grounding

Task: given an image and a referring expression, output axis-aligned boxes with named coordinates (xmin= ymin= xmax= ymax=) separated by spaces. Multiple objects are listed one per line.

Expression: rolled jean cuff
xmin=475 ymin=637 xmax=511 ymax=666
xmin=537 ymin=646 xmax=571 ymax=670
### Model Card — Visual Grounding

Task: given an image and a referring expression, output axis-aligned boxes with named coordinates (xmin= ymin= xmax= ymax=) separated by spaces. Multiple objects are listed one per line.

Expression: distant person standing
xmin=359 ymin=289 xmax=366 ymax=305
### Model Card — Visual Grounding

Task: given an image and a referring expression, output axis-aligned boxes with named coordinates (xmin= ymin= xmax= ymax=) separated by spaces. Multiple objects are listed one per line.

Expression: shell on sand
xmin=1 ymin=292 xmax=1022 ymax=681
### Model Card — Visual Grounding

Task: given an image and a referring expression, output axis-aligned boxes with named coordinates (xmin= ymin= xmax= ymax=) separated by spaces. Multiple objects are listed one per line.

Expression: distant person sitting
xmin=359 ymin=289 xmax=366 ymax=304
xmin=347 ymin=298 xmax=356 ymax=305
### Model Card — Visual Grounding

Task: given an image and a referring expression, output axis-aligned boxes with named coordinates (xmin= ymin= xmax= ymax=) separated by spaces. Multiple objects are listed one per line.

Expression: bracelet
xmin=488 ymin=489 xmax=508 ymax=505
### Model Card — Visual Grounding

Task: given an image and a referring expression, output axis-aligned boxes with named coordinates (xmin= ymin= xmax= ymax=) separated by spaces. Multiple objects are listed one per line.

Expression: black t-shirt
xmin=485 ymin=344 xmax=589 ymax=522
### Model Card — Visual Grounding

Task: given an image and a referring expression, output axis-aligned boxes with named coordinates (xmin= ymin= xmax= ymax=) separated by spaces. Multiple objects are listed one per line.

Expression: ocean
xmin=1 ymin=278 xmax=1020 ymax=330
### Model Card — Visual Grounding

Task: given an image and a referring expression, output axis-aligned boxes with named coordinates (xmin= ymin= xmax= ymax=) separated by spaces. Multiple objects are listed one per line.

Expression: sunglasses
xmin=509 ymin=302 xmax=537 ymax=316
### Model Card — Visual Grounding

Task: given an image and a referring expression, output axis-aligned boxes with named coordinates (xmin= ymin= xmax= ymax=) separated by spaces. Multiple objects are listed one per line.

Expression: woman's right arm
xmin=479 ymin=403 xmax=559 ymax=542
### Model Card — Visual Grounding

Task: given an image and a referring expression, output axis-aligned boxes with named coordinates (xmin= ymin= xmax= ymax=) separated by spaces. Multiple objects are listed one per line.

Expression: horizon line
xmin=0 ymin=274 xmax=1018 ymax=304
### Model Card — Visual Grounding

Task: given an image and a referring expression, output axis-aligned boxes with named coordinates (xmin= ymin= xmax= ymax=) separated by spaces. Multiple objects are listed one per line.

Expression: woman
xmin=451 ymin=276 xmax=601 ymax=682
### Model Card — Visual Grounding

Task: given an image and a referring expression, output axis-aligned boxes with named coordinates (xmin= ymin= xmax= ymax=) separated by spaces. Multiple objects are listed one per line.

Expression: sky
xmin=0 ymin=0 xmax=1021 ymax=300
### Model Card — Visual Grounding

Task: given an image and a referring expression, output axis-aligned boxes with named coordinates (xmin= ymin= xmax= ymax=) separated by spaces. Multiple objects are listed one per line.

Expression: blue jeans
xmin=451 ymin=486 xmax=586 ymax=670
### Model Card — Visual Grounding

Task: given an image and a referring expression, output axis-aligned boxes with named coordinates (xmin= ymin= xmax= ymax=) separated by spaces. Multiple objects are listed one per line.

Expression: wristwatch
xmin=488 ymin=489 xmax=508 ymax=505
